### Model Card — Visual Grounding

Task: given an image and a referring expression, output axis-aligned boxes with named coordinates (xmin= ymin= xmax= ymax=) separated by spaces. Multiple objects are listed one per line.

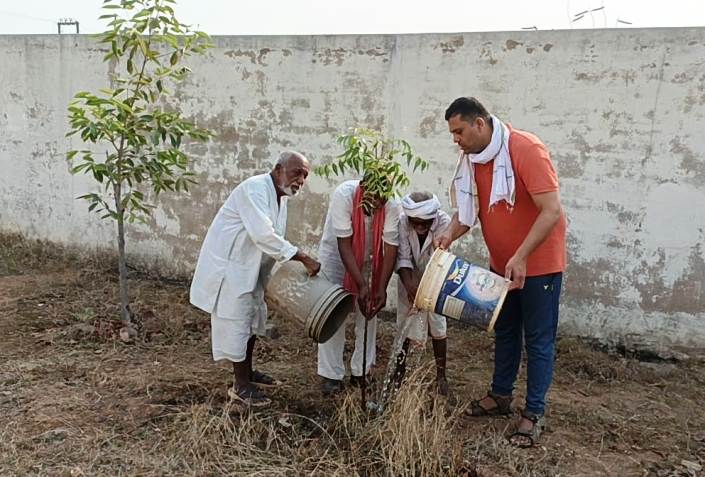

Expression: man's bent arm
xmin=337 ymin=236 xmax=366 ymax=289
xmin=435 ymin=212 xmax=471 ymax=249
xmin=504 ymin=190 xmax=563 ymax=290
xmin=237 ymin=185 xmax=297 ymax=262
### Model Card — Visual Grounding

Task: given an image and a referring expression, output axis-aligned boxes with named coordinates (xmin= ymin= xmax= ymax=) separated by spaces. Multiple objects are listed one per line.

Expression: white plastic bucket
xmin=414 ymin=248 xmax=510 ymax=332
xmin=265 ymin=261 xmax=353 ymax=343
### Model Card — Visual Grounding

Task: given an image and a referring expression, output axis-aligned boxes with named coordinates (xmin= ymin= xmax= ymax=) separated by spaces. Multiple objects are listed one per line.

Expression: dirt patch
xmin=1 ymin=234 xmax=704 ymax=476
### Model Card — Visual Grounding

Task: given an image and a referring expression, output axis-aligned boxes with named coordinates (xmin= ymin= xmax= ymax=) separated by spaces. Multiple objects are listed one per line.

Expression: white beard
xmin=282 ymin=185 xmax=298 ymax=196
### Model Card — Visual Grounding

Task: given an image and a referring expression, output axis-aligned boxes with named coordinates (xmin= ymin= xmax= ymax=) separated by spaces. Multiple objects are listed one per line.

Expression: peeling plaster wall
xmin=2 ymin=29 xmax=704 ymax=354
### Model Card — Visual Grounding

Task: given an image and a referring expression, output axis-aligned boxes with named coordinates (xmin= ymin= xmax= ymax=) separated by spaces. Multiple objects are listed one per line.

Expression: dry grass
xmin=1 ymin=232 xmax=705 ymax=476
xmin=154 ymin=370 xmax=465 ymax=477
xmin=374 ymin=370 xmax=465 ymax=476
xmin=166 ymin=405 xmax=345 ymax=475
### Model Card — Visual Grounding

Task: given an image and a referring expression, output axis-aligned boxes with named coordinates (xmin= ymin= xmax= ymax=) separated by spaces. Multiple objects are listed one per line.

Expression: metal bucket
xmin=265 ymin=261 xmax=353 ymax=343
xmin=414 ymin=248 xmax=510 ymax=332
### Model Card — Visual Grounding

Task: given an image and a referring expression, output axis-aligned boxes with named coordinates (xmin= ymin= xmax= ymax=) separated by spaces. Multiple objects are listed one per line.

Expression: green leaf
xmin=317 ymin=128 xmax=421 ymax=199
xmin=70 ymin=163 xmax=89 ymax=174
xmin=112 ymin=100 xmax=133 ymax=114
xmin=132 ymin=8 xmax=152 ymax=19
xmin=66 ymin=0 xmax=216 ymax=233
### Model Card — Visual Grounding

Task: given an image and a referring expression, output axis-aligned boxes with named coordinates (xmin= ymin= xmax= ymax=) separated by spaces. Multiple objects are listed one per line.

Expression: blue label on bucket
xmin=434 ymin=258 xmax=505 ymax=325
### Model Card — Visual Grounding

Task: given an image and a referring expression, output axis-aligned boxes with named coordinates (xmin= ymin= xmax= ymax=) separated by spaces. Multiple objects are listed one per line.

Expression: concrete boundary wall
xmin=1 ymin=28 xmax=704 ymax=355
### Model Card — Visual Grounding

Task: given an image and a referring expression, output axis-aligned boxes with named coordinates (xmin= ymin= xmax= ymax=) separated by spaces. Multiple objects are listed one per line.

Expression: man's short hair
xmin=409 ymin=191 xmax=433 ymax=203
xmin=444 ymin=97 xmax=491 ymax=123
xmin=276 ymin=150 xmax=306 ymax=167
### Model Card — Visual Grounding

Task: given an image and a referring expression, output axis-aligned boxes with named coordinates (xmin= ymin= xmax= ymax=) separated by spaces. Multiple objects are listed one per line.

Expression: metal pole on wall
xmin=57 ymin=18 xmax=79 ymax=34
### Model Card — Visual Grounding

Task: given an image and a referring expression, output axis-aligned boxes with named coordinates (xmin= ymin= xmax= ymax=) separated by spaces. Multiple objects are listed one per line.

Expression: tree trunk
xmin=114 ymin=182 xmax=131 ymax=325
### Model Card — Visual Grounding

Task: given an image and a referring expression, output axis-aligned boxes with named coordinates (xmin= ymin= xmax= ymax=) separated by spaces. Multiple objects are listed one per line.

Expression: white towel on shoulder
xmin=449 ymin=115 xmax=515 ymax=227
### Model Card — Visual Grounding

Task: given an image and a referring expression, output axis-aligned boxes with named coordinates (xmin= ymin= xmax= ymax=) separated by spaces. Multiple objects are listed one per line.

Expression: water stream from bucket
xmin=375 ymin=311 xmax=419 ymax=413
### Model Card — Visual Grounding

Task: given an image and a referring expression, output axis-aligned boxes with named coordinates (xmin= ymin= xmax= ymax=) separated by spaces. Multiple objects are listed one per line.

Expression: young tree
xmin=66 ymin=0 xmax=215 ymax=330
xmin=315 ymin=128 xmax=429 ymax=202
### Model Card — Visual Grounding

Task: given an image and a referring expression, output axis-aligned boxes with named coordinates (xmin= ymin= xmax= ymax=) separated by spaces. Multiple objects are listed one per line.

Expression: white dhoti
xmin=210 ymin=263 xmax=271 ymax=363
xmin=317 ymin=304 xmax=377 ymax=380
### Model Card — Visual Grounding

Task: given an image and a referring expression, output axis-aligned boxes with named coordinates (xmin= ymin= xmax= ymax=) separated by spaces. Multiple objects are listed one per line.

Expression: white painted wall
xmin=1 ymin=29 xmax=704 ymax=354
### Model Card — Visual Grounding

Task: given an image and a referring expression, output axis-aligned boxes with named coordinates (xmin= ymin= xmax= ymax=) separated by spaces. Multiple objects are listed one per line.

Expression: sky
xmin=0 ymin=0 xmax=703 ymax=35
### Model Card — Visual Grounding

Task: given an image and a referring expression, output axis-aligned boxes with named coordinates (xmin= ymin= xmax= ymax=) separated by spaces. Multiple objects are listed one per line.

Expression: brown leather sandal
xmin=251 ymin=370 xmax=280 ymax=387
xmin=466 ymin=390 xmax=513 ymax=417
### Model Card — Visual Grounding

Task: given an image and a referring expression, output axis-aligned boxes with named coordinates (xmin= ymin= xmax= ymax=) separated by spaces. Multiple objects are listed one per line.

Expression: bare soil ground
xmin=1 ymin=233 xmax=704 ymax=476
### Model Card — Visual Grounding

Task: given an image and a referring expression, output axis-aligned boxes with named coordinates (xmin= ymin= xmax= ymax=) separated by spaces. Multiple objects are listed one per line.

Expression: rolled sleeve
xmin=396 ymin=257 xmax=414 ymax=271
xmin=280 ymin=243 xmax=299 ymax=262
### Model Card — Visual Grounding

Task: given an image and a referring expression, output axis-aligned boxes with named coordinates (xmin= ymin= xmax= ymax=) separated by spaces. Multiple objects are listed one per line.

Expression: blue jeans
xmin=491 ymin=272 xmax=563 ymax=416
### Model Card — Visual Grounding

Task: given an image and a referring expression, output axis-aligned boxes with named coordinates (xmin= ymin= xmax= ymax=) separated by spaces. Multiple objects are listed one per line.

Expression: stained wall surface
xmin=2 ymin=29 xmax=704 ymax=354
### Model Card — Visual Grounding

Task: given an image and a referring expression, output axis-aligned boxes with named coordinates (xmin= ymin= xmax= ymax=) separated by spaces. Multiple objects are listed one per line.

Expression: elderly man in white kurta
xmin=316 ymin=178 xmax=400 ymax=396
xmin=393 ymin=191 xmax=452 ymax=395
xmin=190 ymin=151 xmax=320 ymax=408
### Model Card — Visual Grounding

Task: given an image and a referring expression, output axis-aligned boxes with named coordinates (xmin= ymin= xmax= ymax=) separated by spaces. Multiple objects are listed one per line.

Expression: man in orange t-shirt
xmin=436 ymin=97 xmax=566 ymax=448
